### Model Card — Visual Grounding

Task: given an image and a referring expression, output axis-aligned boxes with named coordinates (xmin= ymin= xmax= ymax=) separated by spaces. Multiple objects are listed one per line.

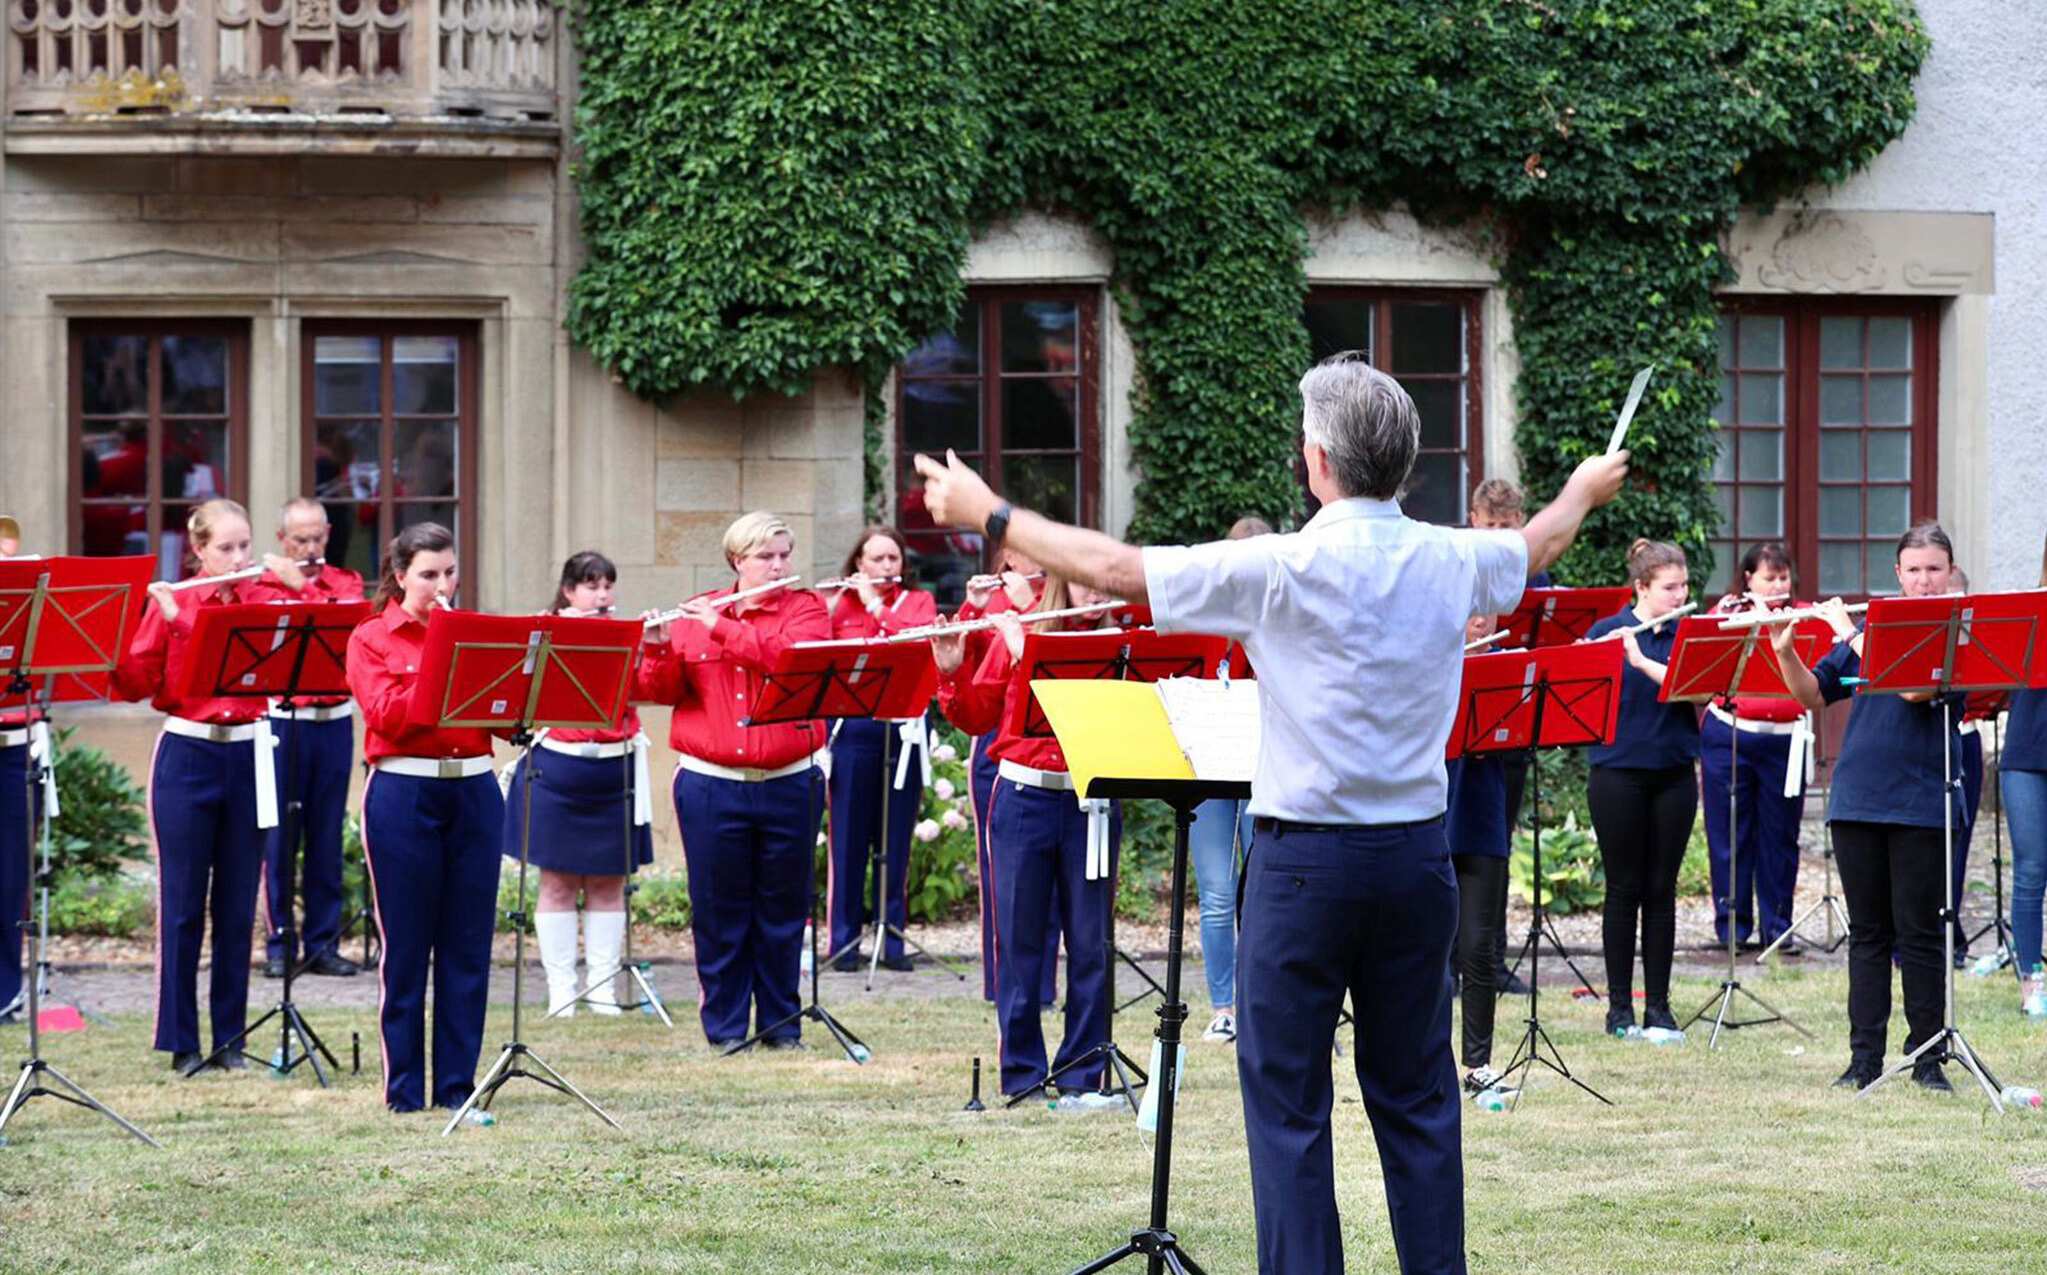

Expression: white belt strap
xmin=893 ymin=718 xmax=929 ymax=791
xmin=675 ymin=749 xmax=826 ymax=784
xmin=997 ymin=758 xmax=1074 ymax=791
xmin=1083 ymin=797 xmax=1113 ymax=881
xmin=253 ymin=717 xmax=279 ymax=830
xmin=28 ymin=720 xmax=57 ymax=820
xmin=374 ymin=755 xmax=497 ymax=780
xmin=631 ymin=732 xmax=653 ymax=827
xmin=1785 ymin=713 xmax=1815 ymax=800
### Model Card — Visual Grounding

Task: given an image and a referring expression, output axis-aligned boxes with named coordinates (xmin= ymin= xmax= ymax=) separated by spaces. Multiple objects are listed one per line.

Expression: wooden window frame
xmin=67 ymin=318 xmax=251 ymax=568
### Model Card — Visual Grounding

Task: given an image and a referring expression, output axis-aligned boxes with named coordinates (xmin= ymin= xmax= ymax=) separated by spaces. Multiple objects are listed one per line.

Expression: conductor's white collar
xmin=1303 ymin=497 xmax=1403 ymax=530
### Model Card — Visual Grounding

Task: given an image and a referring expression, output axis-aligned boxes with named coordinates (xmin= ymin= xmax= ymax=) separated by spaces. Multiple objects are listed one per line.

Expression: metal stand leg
xmin=551 ymin=752 xmax=675 ymax=1027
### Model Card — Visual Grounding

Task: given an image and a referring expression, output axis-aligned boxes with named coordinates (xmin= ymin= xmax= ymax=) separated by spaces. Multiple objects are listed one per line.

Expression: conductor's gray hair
xmin=277 ymin=496 xmax=329 ymax=532
xmin=1298 ymin=352 xmax=1420 ymax=501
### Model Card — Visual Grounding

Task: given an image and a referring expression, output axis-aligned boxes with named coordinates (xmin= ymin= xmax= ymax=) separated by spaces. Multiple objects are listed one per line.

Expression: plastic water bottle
xmin=1969 ymin=951 xmax=2008 ymax=978
xmin=1473 ymin=1088 xmax=1510 ymax=1113
xmin=1642 ymin=1026 xmax=1687 ymax=1047
xmin=849 ymin=1043 xmax=872 ymax=1065
xmin=1613 ymin=1023 xmax=1644 ymax=1041
xmin=799 ymin=922 xmax=814 ymax=977
xmin=2000 ymin=1085 xmax=2043 ymax=1110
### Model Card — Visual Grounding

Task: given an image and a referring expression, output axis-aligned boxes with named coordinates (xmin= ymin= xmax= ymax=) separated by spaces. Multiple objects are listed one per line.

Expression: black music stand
xmin=185 ymin=599 xmax=371 ymax=1082
xmin=0 ymin=556 xmax=159 ymax=1146
xmin=426 ymin=611 xmax=641 ymax=1135
xmin=1451 ymin=641 xmax=1624 ymax=1107
xmin=1660 ymin=613 xmax=1829 ymax=1048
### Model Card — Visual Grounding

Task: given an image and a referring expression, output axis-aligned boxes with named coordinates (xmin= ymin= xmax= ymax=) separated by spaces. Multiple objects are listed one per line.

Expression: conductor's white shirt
xmin=1142 ymin=497 xmax=1527 ymax=825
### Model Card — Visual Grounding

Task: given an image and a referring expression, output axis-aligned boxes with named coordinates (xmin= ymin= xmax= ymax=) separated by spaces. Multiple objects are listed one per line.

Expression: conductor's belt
xmin=268 ymin=701 xmax=355 ymax=723
xmin=676 ymin=750 xmax=825 ymax=784
xmin=373 ymin=755 xmax=495 ymax=780
xmin=0 ymin=728 xmax=25 ymax=749
xmin=1706 ymin=705 xmax=1802 ymax=736
xmin=164 ymin=717 xmax=260 ymax=744
xmin=998 ymin=759 xmax=1074 ymax=791
xmin=540 ymin=738 xmax=633 ymax=760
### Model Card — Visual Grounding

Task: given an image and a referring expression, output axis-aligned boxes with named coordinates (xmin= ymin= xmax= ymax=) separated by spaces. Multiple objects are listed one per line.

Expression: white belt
xmin=1706 ymin=704 xmax=1804 ymax=736
xmin=269 ymin=701 xmax=355 ymax=723
xmin=541 ymin=737 xmax=633 ymax=760
xmin=998 ymin=758 xmax=1074 ymax=791
xmin=539 ymin=733 xmax=654 ymax=825
xmin=373 ymin=755 xmax=496 ymax=780
xmin=1083 ymin=797 xmax=1113 ymax=881
xmin=164 ymin=716 xmax=279 ymax=829
xmin=675 ymin=748 xmax=826 ymax=785
xmin=0 ymin=728 xmax=24 ymax=749
xmin=894 ymin=718 xmax=930 ymax=791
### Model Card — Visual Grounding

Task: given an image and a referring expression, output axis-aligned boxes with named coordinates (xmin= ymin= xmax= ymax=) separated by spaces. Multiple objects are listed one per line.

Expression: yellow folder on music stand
xmin=1030 ymin=679 xmax=1196 ymax=797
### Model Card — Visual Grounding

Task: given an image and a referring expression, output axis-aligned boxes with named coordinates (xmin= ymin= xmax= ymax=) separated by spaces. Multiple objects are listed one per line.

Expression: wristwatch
xmin=984 ymin=500 xmax=1013 ymax=549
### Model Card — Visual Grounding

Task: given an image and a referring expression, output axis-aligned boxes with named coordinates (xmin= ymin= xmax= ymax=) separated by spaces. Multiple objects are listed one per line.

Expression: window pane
xmin=1303 ymin=299 xmax=1371 ymax=364
xmin=1868 ymin=317 xmax=1912 ymax=369
xmin=1705 ymin=540 xmax=1734 ymax=597
xmin=393 ymin=336 xmax=458 ymax=415
xmin=1400 ymin=451 xmax=1462 ymax=525
xmin=1711 ymin=485 xmax=1733 ymax=532
xmin=1003 ymin=454 xmax=1078 ymax=525
xmin=1716 ymin=318 xmax=1733 ymax=367
xmin=81 ymin=422 xmax=149 ymax=498
xmin=901 ymin=380 xmax=980 ymax=454
xmin=1713 ymin=373 xmax=1734 ymax=424
xmin=1405 ymin=379 xmax=1462 ymax=451
xmin=396 ymin=502 xmax=458 ymax=559
xmin=1866 ymin=542 xmax=1896 ymax=595
xmin=1737 ymin=428 xmax=1782 ymax=481
xmin=1820 ymin=375 xmax=1864 ymax=425
xmin=1819 ymin=432 xmax=1862 ymax=481
xmin=162 ymin=421 xmax=229 ymax=503
xmin=1389 ymin=303 xmax=1461 ymax=374
xmin=1818 ymin=486 xmax=1862 ymax=537
xmin=1819 ymin=317 xmax=1862 ymax=370
xmin=394 ymin=419 xmax=457 ymax=501
xmin=1737 ymin=373 xmax=1782 ymax=425
xmin=1738 ymin=487 xmax=1782 ymax=537
xmin=898 ymin=463 xmax=982 ymax=608
xmin=79 ymin=500 xmax=146 ymax=558
xmin=1819 ymin=541 xmax=1862 ymax=595
xmin=160 ymin=336 xmax=228 ymax=415
xmin=159 ymin=502 xmax=194 ymax=581
xmin=322 ymin=500 xmax=378 ymax=581
xmin=1868 ymin=430 xmax=1911 ymax=481
xmin=1737 ymin=316 xmax=1783 ymax=368
xmin=1001 ymin=379 xmax=1077 ymax=450
xmin=82 ymin=335 xmax=151 ymax=417
xmin=1711 ymin=431 xmax=1735 ymax=481
xmin=315 ymin=336 xmax=382 ymax=416
xmin=1867 ymin=485 xmax=1910 ymax=536
xmin=1000 ymin=301 xmax=1078 ymax=375
xmin=901 ymin=313 xmax=980 ymax=377
xmin=315 ymin=419 xmax=383 ymax=510
xmin=1868 ymin=375 xmax=1911 ymax=426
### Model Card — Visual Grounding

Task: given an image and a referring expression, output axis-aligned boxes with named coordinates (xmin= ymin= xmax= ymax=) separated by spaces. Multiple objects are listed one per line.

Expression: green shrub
xmin=48 ymin=727 xmax=149 ymax=886
xmin=46 ymin=873 xmax=152 ymax=938
xmin=1509 ymin=814 xmax=1603 ymax=916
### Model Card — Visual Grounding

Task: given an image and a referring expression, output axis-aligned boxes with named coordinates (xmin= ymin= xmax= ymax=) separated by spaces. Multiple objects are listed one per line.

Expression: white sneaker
xmin=1202 ymin=1010 xmax=1237 ymax=1043
xmin=2022 ymin=968 xmax=2047 ymax=1019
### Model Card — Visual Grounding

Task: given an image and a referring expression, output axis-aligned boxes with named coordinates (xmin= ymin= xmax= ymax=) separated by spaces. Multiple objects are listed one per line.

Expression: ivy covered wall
xmin=566 ymin=0 xmax=1926 ymax=582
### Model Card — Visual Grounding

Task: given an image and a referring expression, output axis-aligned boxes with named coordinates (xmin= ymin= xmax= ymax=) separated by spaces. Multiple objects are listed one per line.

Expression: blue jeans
xmin=1189 ymin=797 xmax=1252 ymax=1010
xmin=2003 ymin=767 xmax=2047 ymax=971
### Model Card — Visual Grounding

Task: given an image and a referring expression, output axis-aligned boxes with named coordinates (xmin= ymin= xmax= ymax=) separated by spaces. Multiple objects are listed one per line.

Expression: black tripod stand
xmin=1964 ymin=716 xmax=2018 ymax=976
xmin=549 ymin=742 xmax=673 ymax=1026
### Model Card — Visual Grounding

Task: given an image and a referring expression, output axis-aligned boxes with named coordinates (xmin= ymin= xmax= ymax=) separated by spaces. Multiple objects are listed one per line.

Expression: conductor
xmin=914 ymin=351 xmax=1628 ymax=1274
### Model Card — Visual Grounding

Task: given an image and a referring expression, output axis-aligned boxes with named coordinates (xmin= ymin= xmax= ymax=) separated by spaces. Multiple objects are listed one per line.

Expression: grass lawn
xmin=4 ymin=963 xmax=2047 ymax=1273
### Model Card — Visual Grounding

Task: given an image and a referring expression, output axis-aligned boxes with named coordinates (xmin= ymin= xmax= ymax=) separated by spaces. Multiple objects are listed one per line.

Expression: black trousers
xmin=1588 ymin=764 xmax=1697 ymax=1011
xmin=1831 ymin=820 xmax=1945 ymax=1065
xmin=1453 ymin=853 xmax=1506 ymax=1069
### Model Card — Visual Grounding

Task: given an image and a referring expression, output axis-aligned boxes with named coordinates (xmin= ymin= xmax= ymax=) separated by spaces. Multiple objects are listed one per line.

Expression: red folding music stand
xmin=1449 ymin=640 xmax=1622 ymax=1107
xmin=177 ymin=600 xmax=372 ymax=1084
xmin=1657 ymin=613 xmax=1831 ymax=1047
xmin=422 ymin=610 xmax=641 ymax=1136
xmin=0 ymin=554 xmax=157 ymax=1148
xmin=1853 ymin=591 xmax=2047 ymax=1111
xmin=1496 ymin=586 xmax=1633 ymax=650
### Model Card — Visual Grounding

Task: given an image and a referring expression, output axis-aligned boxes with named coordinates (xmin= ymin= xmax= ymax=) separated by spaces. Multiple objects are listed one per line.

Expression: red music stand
xmin=422 ymin=610 xmax=641 ymax=1136
xmin=1448 ymin=640 xmax=1623 ymax=1108
xmin=1852 ymin=591 xmax=2047 ymax=1111
xmin=1656 ymin=613 xmax=1831 ymax=1048
xmin=1496 ymin=586 xmax=1633 ymax=650
xmin=0 ymin=554 xmax=157 ymax=1148
xmin=175 ymin=600 xmax=372 ymax=1084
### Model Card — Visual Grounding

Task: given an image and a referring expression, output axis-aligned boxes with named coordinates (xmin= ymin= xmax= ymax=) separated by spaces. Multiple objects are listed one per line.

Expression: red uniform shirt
xmin=245 ymin=563 xmax=369 ymax=707
xmin=344 ymin=601 xmax=495 ymax=763
xmin=112 ymin=583 xmax=269 ymax=724
xmin=1715 ymin=595 xmax=1810 ymax=723
xmin=936 ymin=624 xmax=1102 ymax=773
xmin=828 ymin=583 xmax=938 ymax=640
xmin=636 ymin=585 xmax=832 ymax=769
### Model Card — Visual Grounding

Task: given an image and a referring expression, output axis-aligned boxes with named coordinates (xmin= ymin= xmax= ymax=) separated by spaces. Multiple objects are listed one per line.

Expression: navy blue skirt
xmin=501 ymin=749 xmax=654 ymax=875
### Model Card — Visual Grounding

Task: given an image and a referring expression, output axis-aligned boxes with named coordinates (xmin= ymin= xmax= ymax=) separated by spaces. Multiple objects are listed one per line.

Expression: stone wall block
xmin=7 ymin=156 xmax=177 ymax=194
xmin=175 ymin=157 xmax=298 ymax=197
xmin=740 ymin=459 xmax=816 ymax=515
xmin=3 ymin=193 xmax=143 ymax=222
xmin=279 ymin=222 xmax=544 ymax=266
xmin=654 ymin=511 xmax=732 ymax=568
xmin=297 ymin=157 xmax=509 ymax=198
xmin=141 ymin=195 xmax=421 ymax=223
xmin=654 ymin=457 xmax=740 ymax=512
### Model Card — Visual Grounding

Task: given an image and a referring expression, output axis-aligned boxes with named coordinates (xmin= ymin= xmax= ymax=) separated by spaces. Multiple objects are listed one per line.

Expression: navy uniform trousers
xmin=1699 ymin=713 xmax=1802 ymax=945
xmin=674 ymin=765 xmax=817 ymax=1045
xmin=826 ymin=719 xmax=919 ymax=962
xmin=971 ymin=736 xmax=1060 ymax=1005
xmin=985 ymin=779 xmax=1117 ymax=1096
xmin=149 ymin=732 xmax=265 ymax=1056
xmin=1 ymin=740 xmax=33 ymax=1012
xmin=262 ymin=714 xmax=354 ymax=964
xmin=362 ymin=771 xmax=502 ymax=1112
xmin=1237 ymin=818 xmax=1466 ymax=1275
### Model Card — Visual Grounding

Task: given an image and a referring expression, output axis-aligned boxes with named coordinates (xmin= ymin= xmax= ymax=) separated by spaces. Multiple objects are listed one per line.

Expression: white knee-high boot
xmin=584 ymin=910 xmax=626 ymax=1015
xmin=535 ymin=911 xmax=580 ymax=1018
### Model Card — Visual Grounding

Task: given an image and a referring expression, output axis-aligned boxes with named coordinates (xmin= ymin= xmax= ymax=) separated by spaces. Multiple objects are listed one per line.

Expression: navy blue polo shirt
xmin=1584 ymin=608 xmax=1699 ymax=770
xmin=1814 ymin=639 xmax=1965 ymax=829
xmin=1530 ymin=569 xmax=1555 ymax=590
xmin=2003 ymin=689 xmax=2047 ymax=772
xmin=1445 ymin=755 xmax=1510 ymax=860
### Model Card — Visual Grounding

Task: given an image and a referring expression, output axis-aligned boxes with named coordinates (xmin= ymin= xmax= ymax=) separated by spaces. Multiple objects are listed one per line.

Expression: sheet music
xmin=1153 ymin=677 xmax=1261 ymax=783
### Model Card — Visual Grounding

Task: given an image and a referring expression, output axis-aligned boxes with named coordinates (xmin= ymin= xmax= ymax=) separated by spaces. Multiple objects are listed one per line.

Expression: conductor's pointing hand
xmin=913 ymin=450 xmax=998 ymax=531
xmin=1569 ymin=450 xmax=1631 ymax=510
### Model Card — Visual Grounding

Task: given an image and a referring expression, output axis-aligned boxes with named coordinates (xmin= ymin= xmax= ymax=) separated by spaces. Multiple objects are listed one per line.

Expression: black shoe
xmin=1006 ymin=1084 xmax=1050 ymax=1104
xmin=830 ymin=952 xmax=862 ymax=973
xmin=708 ymin=1038 xmax=746 ymax=1052
xmin=1953 ymin=950 xmax=1971 ymax=971
xmin=763 ymin=1036 xmax=805 ymax=1052
xmin=213 ymin=1049 xmax=247 ymax=1071
xmin=879 ymin=954 xmax=915 ymax=973
xmin=1832 ymin=1059 xmax=1881 ymax=1089
xmin=1771 ymin=933 xmax=1804 ymax=958
xmin=1913 ymin=1058 xmax=1953 ymax=1092
xmin=261 ymin=958 xmax=287 ymax=980
xmin=1605 ymin=1005 xmax=1637 ymax=1037
xmin=1641 ymin=1001 xmax=1679 ymax=1032
xmin=1495 ymin=966 xmax=1531 ymax=996
xmin=172 ymin=1050 xmax=206 ymax=1074
xmin=305 ymin=952 xmax=360 ymax=977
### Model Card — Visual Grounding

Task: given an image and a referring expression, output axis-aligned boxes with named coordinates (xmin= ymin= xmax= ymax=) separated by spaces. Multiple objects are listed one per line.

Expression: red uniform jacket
xmin=635 ymin=584 xmax=832 ymax=769
xmin=344 ymin=601 xmax=495 ymax=763
xmin=112 ymin=583 xmax=268 ymax=723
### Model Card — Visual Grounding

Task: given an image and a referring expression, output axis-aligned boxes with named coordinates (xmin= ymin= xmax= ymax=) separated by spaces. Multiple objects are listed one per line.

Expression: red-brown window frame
xmin=67 ymin=318 xmax=251 ymax=567
xmin=1301 ymin=286 xmax=1486 ymax=524
xmin=299 ymin=320 xmax=482 ymax=581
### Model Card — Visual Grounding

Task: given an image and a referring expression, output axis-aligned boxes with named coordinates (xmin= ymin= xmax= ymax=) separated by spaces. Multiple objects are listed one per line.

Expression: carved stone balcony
xmin=5 ymin=0 xmax=560 ymax=157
